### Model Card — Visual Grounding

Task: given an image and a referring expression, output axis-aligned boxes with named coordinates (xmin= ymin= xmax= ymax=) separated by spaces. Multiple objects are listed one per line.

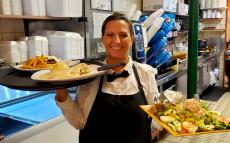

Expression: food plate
xmin=0 ymin=62 xmax=105 ymax=91
xmin=140 ymin=105 xmax=230 ymax=137
xmin=11 ymin=64 xmax=48 ymax=72
xmin=31 ymin=64 xmax=105 ymax=83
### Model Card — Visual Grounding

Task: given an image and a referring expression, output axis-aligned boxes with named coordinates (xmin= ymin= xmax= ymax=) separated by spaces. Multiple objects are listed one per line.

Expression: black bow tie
xmin=107 ymin=70 xmax=129 ymax=82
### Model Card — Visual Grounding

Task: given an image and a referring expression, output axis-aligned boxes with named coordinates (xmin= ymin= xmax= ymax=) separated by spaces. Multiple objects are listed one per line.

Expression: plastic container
xmin=10 ymin=0 xmax=23 ymax=15
xmin=124 ymin=3 xmax=136 ymax=19
xmin=147 ymin=17 xmax=164 ymax=43
xmin=156 ymin=52 xmax=172 ymax=68
xmin=17 ymin=41 xmax=28 ymax=62
xmin=147 ymin=47 xmax=165 ymax=64
xmin=27 ymin=36 xmax=48 ymax=58
xmin=147 ymin=48 xmax=171 ymax=67
xmin=142 ymin=8 xmax=164 ymax=29
xmin=46 ymin=0 xmax=82 ymax=17
xmin=139 ymin=15 xmax=148 ymax=23
xmin=148 ymin=26 xmax=171 ymax=46
xmin=161 ymin=13 xmax=175 ymax=29
xmin=147 ymin=37 xmax=167 ymax=55
xmin=0 ymin=0 xmax=11 ymax=15
xmin=147 ymin=37 xmax=167 ymax=66
xmin=23 ymin=0 xmax=46 ymax=16
xmin=147 ymin=48 xmax=167 ymax=67
xmin=48 ymin=31 xmax=84 ymax=60
xmin=0 ymin=41 xmax=20 ymax=63
xmin=131 ymin=10 xmax=142 ymax=21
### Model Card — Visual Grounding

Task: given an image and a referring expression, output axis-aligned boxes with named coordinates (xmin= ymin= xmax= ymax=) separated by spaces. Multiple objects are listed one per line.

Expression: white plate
xmin=12 ymin=64 xmax=48 ymax=72
xmin=31 ymin=64 xmax=105 ymax=83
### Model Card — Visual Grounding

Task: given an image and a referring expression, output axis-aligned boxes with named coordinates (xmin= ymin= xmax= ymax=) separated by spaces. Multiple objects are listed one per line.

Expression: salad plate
xmin=140 ymin=99 xmax=230 ymax=136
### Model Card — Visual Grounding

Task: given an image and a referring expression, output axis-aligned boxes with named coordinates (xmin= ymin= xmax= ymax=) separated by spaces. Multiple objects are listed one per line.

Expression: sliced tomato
xmin=182 ymin=122 xmax=198 ymax=133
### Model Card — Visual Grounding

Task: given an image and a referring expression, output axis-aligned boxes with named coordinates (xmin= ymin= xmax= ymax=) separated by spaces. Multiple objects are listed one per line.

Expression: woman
xmin=56 ymin=13 xmax=161 ymax=143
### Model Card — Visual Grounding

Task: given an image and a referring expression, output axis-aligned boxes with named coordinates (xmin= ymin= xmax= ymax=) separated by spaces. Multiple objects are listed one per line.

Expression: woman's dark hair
xmin=101 ymin=13 xmax=133 ymax=36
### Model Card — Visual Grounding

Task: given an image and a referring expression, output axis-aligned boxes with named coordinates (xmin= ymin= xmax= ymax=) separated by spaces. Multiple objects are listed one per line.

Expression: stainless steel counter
xmin=156 ymin=69 xmax=187 ymax=86
xmin=156 ymin=54 xmax=217 ymax=92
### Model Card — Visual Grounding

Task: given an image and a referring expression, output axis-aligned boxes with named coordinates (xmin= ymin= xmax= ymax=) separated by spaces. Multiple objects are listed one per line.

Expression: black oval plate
xmin=0 ymin=60 xmax=105 ymax=91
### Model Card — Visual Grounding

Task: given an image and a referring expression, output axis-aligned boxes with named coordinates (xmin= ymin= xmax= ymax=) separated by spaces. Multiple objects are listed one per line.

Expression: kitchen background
xmin=0 ymin=0 xmax=229 ymax=142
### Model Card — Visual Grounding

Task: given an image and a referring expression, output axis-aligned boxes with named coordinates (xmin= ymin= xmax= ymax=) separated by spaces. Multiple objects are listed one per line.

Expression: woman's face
xmin=102 ymin=20 xmax=133 ymax=61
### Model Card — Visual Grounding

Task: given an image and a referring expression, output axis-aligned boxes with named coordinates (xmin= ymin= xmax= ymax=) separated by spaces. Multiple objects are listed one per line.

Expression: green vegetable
xmin=160 ymin=116 xmax=175 ymax=123
xmin=173 ymin=120 xmax=182 ymax=131
xmin=214 ymin=121 xmax=227 ymax=130
xmin=199 ymin=123 xmax=215 ymax=131
xmin=168 ymin=123 xmax=176 ymax=131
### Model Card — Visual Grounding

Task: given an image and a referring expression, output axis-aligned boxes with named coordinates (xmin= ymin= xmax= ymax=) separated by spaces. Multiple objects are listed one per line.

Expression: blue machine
xmin=132 ymin=22 xmax=146 ymax=63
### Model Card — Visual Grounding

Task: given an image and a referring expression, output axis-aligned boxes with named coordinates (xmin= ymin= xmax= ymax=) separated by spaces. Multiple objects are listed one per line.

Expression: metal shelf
xmin=200 ymin=18 xmax=223 ymax=22
xmin=200 ymin=7 xmax=227 ymax=10
xmin=199 ymin=29 xmax=226 ymax=32
xmin=0 ymin=14 xmax=70 ymax=20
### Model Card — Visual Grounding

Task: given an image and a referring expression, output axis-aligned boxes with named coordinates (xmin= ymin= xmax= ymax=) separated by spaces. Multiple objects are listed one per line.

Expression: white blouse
xmin=56 ymin=58 xmax=161 ymax=130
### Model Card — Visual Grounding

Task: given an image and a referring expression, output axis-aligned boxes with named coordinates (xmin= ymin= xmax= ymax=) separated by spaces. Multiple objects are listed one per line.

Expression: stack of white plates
xmin=46 ymin=0 xmax=82 ymax=17
xmin=11 ymin=0 xmax=23 ymax=15
xmin=22 ymin=0 xmax=46 ymax=16
xmin=0 ymin=0 xmax=11 ymax=15
xmin=17 ymin=41 xmax=28 ymax=62
xmin=27 ymin=36 xmax=49 ymax=58
xmin=0 ymin=41 xmax=20 ymax=63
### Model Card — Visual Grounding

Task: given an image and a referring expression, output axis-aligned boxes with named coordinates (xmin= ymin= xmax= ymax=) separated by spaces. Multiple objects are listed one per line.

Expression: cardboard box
xmin=143 ymin=0 xmax=177 ymax=13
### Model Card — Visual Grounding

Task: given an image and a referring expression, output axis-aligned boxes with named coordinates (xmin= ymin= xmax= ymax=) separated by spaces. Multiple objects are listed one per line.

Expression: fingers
xmin=151 ymin=128 xmax=160 ymax=141
xmin=55 ymin=89 xmax=68 ymax=102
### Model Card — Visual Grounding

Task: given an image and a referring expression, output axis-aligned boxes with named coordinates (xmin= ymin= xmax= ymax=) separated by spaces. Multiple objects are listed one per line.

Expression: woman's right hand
xmin=55 ymin=89 xmax=68 ymax=102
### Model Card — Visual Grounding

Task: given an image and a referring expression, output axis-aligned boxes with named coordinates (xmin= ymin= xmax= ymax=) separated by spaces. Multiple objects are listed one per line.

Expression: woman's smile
xmin=111 ymin=46 xmax=122 ymax=50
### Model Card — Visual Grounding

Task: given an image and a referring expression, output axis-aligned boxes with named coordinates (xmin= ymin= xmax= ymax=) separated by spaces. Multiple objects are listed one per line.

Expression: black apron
xmin=79 ymin=65 xmax=152 ymax=143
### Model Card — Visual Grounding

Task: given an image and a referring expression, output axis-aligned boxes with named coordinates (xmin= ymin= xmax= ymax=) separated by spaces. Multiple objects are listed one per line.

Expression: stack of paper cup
xmin=23 ymin=0 xmax=46 ymax=16
xmin=0 ymin=0 xmax=11 ymax=15
xmin=125 ymin=3 xmax=136 ymax=20
xmin=131 ymin=10 xmax=142 ymax=21
xmin=147 ymin=17 xmax=164 ymax=43
xmin=17 ymin=41 xmax=28 ymax=62
xmin=0 ymin=41 xmax=20 ymax=63
xmin=199 ymin=0 xmax=205 ymax=9
xmin=27 ymin=36 xmax=49 ymax=58
xmin=11 ymin=0 xmax=23 ymax=15
xmin=142 ymin=9 xmax=164 ymax=29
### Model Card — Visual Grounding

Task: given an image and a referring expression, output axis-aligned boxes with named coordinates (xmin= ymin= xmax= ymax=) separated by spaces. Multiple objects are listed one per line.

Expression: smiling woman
xmin=55 ymin=13 xmax=161 ymax=143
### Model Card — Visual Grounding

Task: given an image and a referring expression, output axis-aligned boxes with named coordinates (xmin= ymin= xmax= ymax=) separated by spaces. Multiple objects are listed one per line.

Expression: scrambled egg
xmin=40 ymin=62 xmax=91 ymax=80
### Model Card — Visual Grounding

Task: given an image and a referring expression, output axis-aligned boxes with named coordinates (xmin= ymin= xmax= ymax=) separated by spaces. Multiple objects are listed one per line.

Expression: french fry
xmin=20 ymin=55 xmax=57 ymax=70
xmin=21 ymin=65 xmax=35 ymax=69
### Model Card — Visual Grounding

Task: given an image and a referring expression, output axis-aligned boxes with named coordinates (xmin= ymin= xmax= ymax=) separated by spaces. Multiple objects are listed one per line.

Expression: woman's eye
xmin=120 ymin=34 xmax=128 ymax=39
xmin=106 ymin=33 xmax=113 ymax=37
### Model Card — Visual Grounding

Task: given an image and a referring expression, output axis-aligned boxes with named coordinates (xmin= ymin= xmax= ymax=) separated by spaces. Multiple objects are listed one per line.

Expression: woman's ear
xmin=131 ymin=35 xmax=134 ymax=44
